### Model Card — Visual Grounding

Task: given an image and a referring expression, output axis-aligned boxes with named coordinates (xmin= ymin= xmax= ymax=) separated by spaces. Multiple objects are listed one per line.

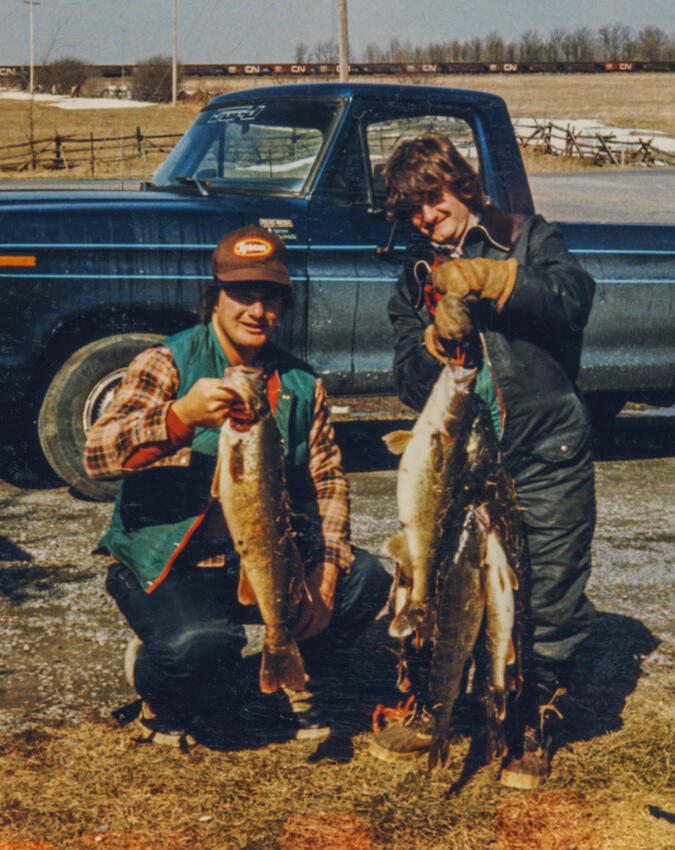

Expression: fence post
xmin=90 ymin=132 xmax=95 ymax=177
xmin=54 ymin=133 xmax=63 ymax=169
xmin=136 ymin=126 xmax=145 ymax=158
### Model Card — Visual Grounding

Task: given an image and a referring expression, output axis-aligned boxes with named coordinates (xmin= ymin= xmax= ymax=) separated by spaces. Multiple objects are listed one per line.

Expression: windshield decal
xmin=208 ymin=105 xmax=266 ymax=123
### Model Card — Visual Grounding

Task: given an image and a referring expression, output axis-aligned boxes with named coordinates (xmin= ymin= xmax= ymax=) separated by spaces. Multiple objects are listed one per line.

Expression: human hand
xmin=171 ymin=378 xmax=239 ymax=429
xmin=292 ymin=562 xmax=338 ymax=642
xmin=424 ymin=292 xmax=474 ymax=361
xmin=431 ymin=257 xmax=518 ymax=311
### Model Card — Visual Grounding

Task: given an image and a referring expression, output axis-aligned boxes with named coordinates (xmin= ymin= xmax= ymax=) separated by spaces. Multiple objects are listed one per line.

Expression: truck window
xmin=319 ymin=110 xmax=479 ymax=209
xmin=152 ymin=98 xmax=345 ymax=196
xmin=366 ymin=115 xmax=478 ymax=205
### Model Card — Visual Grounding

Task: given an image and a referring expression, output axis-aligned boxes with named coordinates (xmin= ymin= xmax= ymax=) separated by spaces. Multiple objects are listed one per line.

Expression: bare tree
xmin=295 ymin=42 xmax=309 ymax=62
xmin=598 ymin=23 xmax=632 ymax=60
xmin=485 ymin=31 xmax=505 ymax=62
xmin=563 ymin=26 xmax=597 ymax=61
xmin=519 ymin=30 xmax=544 ymax=62
xmin=545 ymin=28 xmax=566 ymax=62
xmin=312 ymin=39 xmax=339 ymax=62
xmin=636 ymin=26 xmax=668 ymax=61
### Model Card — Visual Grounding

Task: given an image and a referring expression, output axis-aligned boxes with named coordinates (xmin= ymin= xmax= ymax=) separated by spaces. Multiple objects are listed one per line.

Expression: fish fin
xmin=382 ymin=429 xmax=412 ymax=455
xmin=382 ymin=531 xmax=412 ymax=570
xmin=210 ymin=454 xmax=222 ymax=499
xmin=507 ymin=564 xmax=519 ymax=591
xmin=388 ymin=599 xmax=430 ymax=639
xmin=428 ymin=738 xmax=449 ymax=771
xmin=237 ymin=568 xmax=257 ymax=606
xmin=259 ymin=639 xmax=307 ymax=694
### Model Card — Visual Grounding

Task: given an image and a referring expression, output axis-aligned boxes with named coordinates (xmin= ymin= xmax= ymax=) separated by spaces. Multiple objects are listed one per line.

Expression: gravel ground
xmin=0 ymin=412 xmax=673 ymax=734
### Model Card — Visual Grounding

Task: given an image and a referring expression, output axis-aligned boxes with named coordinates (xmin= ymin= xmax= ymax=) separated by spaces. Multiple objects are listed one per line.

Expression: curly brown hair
xmin=383 ymin=133 xmax=484 ymax=223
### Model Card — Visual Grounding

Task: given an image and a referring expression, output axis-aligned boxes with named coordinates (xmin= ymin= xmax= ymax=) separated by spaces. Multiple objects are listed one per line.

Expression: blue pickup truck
xmin=1 ymin=82 xmax=673 ymax=499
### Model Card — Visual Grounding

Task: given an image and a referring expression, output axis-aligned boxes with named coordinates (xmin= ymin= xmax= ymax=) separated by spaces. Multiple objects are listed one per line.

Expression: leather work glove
xmin=431 ymin=256 xmax=518 ymax=312
xmin=424 ymin=292 xmax=474 ymax=362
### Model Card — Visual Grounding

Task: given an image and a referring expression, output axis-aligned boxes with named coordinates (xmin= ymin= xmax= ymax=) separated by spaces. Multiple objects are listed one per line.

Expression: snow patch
xmin=0 ymin=90 xmax=156 ymax=109
xmin=513 ymin=116 xmax=675 ymax=155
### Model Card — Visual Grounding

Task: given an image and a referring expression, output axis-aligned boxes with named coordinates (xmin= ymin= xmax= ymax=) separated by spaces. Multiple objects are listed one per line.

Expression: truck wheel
xmin=37 ymin=333 xmax=165 ymax=501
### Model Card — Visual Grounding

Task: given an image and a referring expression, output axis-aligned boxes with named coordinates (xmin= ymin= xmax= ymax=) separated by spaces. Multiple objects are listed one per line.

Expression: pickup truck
xmin=1 ymin=82 xmax=673 ymax=500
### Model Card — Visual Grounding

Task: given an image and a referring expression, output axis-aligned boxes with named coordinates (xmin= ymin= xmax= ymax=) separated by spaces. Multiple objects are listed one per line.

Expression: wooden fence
xmin=515 ymin=118 xmax=675 ymax=166
xmin=0 ymin=127 xmax=183 ymax=174
xmin=1 ymin=119 xmax=673 ymax=174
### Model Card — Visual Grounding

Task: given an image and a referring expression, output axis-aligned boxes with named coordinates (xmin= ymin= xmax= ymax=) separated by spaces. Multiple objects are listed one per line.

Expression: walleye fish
xmin=383 ymin=363 xmax=477 ymax=638
xmin=426 ymin=405 xmax=526 ymax=769
xmin=427 ymin=505 xmax=488 ymax=769
xmin=212 ymin=366 xmax=307 ymax=695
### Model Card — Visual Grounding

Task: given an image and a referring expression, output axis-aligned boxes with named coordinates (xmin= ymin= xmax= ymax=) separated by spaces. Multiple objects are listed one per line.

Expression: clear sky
xmin=1 ymin=0 xmax=673 ymax=66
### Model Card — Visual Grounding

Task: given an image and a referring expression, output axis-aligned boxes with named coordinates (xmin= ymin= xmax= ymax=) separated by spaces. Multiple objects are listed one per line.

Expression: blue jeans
xmin=106 ymin=547 xmax=391 ymax=725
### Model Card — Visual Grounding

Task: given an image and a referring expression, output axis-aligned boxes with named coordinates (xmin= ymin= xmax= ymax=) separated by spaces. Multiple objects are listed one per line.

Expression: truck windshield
xmin=152 ymin=98 xmax=345 ymax=195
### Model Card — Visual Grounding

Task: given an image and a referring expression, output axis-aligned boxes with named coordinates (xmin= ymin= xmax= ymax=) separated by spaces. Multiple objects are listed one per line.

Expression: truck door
xmin=306 ymin=102 xmax=482 ymax=396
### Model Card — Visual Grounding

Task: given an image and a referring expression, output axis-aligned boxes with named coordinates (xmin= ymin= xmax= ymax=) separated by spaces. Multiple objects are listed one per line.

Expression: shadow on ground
xmin=154 ymin=609 xmax=660 ymax=769
xmin=139 ymin=617 xmax=402 ymax=757
xmin=565 ymin=610 xmax=661 ymax=740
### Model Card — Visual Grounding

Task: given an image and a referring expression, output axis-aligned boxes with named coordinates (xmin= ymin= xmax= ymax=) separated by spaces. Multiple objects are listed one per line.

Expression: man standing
xmin=369 ymin=135 xmax=596 ymax=788
xmin=85 ymin=225 xmax=391 ymax=746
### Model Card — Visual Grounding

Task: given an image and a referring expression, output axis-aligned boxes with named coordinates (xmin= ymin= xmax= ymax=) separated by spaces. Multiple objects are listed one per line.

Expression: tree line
xmin=296 ymin=24 xmax=674 ymax=64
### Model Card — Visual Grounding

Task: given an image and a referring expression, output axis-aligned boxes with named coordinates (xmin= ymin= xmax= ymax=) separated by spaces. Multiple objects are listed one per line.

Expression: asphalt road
xmin=530 ymin=168 xmax=675 ymax=224
xmin=2 ymin=169 xmax=674 ymax=224
xmin=0 ymin=412 xmax=673 ymax=734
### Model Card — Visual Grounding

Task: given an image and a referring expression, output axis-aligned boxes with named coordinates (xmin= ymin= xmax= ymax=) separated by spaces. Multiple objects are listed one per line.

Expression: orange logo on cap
xmin=233 ymin=237 xmax=274 ymax=258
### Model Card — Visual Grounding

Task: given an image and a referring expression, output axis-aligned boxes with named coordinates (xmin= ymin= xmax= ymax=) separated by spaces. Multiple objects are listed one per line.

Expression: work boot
xmin=120 ymin=636 xmax=196 ymax=749
xmin=499 ymin=683 xmax=568 ymax=789
xmin=280 ymin=684 xmax=332 ymax=741
xmin=368 ymin=702 xmax=433 ymax=763
xmin=135 ymin=701 xmax=196 ymax=749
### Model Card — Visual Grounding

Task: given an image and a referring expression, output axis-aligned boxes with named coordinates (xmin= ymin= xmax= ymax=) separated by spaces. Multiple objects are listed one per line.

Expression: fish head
xmin=222 ymin=365 xmax=270 ymax=421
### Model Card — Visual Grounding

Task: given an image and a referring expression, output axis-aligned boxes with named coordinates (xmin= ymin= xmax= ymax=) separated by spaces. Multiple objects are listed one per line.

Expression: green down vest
xmin=99 ymin=323 xmax=317 ymax=592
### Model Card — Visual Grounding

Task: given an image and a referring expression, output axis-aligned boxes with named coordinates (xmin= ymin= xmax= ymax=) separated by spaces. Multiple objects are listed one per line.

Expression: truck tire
xmin=37 ymin=333 xmax=165 ymax=501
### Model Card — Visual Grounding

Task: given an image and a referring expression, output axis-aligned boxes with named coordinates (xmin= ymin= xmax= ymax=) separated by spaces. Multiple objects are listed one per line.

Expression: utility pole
xmin=24 ymin=0 xmax=40 ymax=94
xmin=172 ymin=0 xmax=177 ymax=106
xmin=338 ymin=0 xmax=349 ymax=81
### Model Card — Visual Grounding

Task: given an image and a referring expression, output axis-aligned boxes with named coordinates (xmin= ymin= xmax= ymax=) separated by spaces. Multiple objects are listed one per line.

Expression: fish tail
xmin=484 ymin=687 xmax=508 ymax=762
xmin=388 ymin=600 xmax=431 ymax=639
xmin=428 ymin=737 xmax=449 ymax=771
xmin=259 ymin=639 xmax=307 ymax=694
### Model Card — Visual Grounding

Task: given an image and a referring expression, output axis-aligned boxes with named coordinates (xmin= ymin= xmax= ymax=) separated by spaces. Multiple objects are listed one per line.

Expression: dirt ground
xmin=0 ymin=411 xmax=673 ymax=848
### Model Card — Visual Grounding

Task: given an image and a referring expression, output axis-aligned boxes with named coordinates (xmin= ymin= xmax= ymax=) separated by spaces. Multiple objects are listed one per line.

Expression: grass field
xmin=0 ymin=647 xmax=672 ymax=849
xmin=0 ymin=72 xmax=672 ymax=180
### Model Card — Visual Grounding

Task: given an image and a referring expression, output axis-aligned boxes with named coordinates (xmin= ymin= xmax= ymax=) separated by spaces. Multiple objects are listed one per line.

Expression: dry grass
xmin=0 ymin=682 xmax=672 ymax=850
xmin=0 ymin=73 xmax=672 ymax=180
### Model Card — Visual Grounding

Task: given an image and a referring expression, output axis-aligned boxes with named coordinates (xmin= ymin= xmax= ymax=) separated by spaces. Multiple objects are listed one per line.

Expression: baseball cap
xmin=212 ymin=225 xmax=291 ymax=287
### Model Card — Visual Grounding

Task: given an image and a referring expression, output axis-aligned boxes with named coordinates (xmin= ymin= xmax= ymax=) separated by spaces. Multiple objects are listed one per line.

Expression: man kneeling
xmin=85 ymin=226 xmax=391 ymax=746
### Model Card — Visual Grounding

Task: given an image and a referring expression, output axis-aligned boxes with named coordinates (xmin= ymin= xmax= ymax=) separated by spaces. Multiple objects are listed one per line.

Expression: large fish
xmin=383 ymin=363 xmax=526 ymax=771
xmin=427 ymin=404 xmax=526 ymax=769
xmin=212 ymin=365 xmax=307 ymax=695
xmin=382 ymin=363 xmax=477 ymax=639
xmin=427 ymin=504 xmax=488 ymax=769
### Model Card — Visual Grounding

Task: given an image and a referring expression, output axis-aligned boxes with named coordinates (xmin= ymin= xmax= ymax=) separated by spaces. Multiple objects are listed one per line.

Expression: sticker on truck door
xmin=259 ymin=218 xmax=297 ymax=242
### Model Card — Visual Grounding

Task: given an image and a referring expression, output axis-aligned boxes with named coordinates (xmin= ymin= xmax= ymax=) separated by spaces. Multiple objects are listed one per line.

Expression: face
xmin=211 ymin=283 xmax=284 ymax=364
xmin=409 ymin=187 xmax=475 ymax=247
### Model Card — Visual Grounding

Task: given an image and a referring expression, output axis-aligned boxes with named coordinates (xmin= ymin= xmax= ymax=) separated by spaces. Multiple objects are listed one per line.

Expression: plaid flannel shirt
xmin=84 ymin=343 xmax=353 ymax=573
